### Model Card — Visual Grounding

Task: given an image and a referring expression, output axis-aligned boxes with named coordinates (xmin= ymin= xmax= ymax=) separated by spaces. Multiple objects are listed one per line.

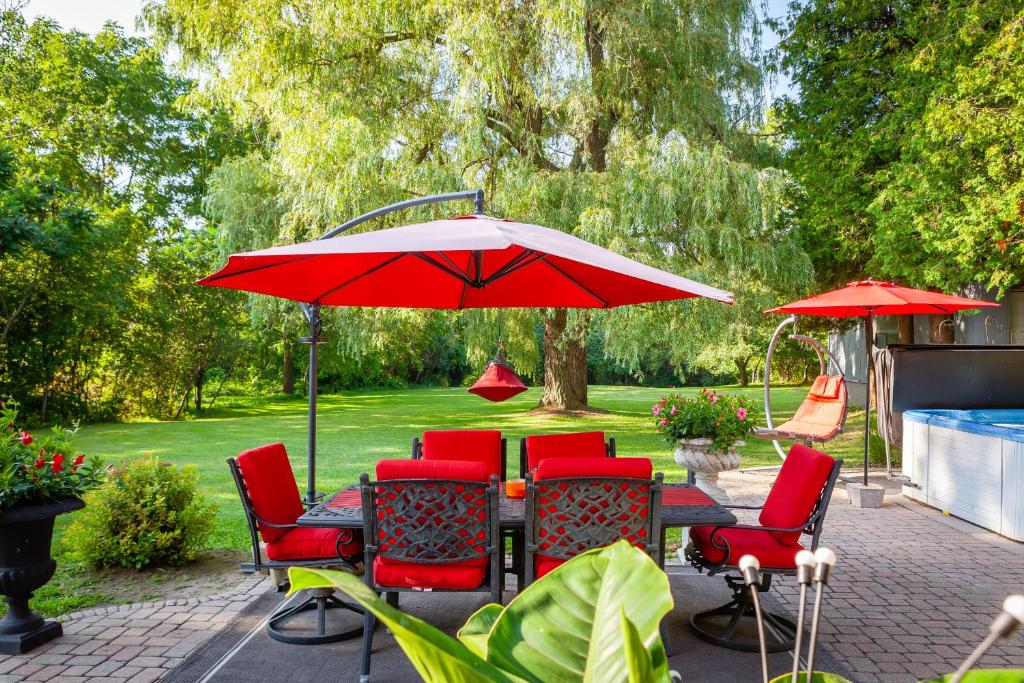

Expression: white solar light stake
xmin=739 ymin=555 xmax=769 ymax=683
xmin=792 ymin=549 xmax=817 ymax=682
xmin=805 ymin=547 xmax=836 ymax=680
xmin=948 ymin=594 xmax=1024 ymax=683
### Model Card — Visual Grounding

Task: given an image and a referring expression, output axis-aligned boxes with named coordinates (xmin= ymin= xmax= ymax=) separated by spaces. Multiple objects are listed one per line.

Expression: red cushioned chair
xmin=411 ymin=429 xmax=507 ymax=481
xmin=685 ymin=444 xmax=842 ymax=652
xmin=358 ymin=459 xmax=501 ymax=682
xmin=228 ymin=443 xmax=364 ymax=645
xmin=524 ymin=457 xmax=661 ymax=585
xmin=519 ymin=430 xmax=616 ymax=478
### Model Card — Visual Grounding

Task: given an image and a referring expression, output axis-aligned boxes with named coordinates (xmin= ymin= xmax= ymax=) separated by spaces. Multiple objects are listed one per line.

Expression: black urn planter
xmin=0 ymin=497 xmax=84 ymax=654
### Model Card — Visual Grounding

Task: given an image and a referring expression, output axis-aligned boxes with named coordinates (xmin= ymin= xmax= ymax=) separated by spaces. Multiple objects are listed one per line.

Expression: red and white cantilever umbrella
xmin=199 ymin=214 xmax=732 ymax=308
xmin=200 ymin=204 xmax=733 ymax=502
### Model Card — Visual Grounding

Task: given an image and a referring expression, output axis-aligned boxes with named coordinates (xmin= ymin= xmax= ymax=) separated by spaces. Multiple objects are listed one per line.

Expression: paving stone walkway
xmin=0 ymin=572 xmax=271 ymax=682
xmin=1 ymin=468 xmax=1023 ymax=682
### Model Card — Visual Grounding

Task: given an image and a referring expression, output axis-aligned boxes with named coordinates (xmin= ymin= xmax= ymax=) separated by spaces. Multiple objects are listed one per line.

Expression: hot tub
xmin=902 ymin=409 xmax=1024 ymax=541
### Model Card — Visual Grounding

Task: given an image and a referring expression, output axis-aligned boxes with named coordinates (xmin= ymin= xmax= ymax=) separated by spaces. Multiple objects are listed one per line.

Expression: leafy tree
xmin=0 ymin=12 xmax=247 ymax=420
xmin=776 ymin=0 xmax=1024 ymax=295
xmin=148 ymin=0 xmax=810 ymax=409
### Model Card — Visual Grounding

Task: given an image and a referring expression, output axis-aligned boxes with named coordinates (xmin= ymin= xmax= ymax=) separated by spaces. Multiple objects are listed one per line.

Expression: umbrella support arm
xmin=316 ymin=189 xmax=484 ymax=242
xmin=297 ymin=189 xmax=483 ymax=505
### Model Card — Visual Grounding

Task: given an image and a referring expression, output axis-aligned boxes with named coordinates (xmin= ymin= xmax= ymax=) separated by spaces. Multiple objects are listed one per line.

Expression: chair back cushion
xmin=421 ymin=430 xmax=503 ymax=480
xmin=531 ymin=458 xmax=655 ymax=565
xmin=236 ymin=443 xmax=304 ymax=543
xmin=525 ymin=431 xmax=607 ymax=471
xmin=535 ymin=456 xmax=651 ymax=480
xmin=759 ymin=444 xmax=836 ymax=545
xmin=371 ymin=459 xmax=491 ymax=584
xmin=376 ymin=458 xmax=489 ymax=482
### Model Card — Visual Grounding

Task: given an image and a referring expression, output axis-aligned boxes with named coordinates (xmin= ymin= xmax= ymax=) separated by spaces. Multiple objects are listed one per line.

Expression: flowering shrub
xmin=0 ymin=399 xmax=104 ymax=510
xmin=652 ymin=389 xmax=755 ymax=452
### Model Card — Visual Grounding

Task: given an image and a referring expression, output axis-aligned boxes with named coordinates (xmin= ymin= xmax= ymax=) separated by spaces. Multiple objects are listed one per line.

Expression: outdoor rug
xmin=167 ymin=570 xmax=852 ymax=683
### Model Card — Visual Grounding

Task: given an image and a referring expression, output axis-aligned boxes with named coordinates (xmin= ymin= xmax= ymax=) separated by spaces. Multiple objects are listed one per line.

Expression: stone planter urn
xmin=673 ymin=438 xmax=744 ymax=501
xmin=0 ymin=497 xmax=85 ymax=654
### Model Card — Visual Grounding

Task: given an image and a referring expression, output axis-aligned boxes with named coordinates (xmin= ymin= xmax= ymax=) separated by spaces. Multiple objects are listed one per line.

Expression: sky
xmin=21 ymin=0 xmax=795 ymax=100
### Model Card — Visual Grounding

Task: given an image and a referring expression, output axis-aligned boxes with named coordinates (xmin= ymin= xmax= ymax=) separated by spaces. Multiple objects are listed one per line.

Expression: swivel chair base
xmin=268 ymin=587 xmax=364 ymax=645
xmin=690 ymin=575 xmax=797 ymax=652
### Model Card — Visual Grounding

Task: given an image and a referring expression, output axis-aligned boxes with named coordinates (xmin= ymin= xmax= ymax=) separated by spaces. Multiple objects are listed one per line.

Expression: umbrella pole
xmin=302 ymin=304 xmax=323 ymax=505
xmin=863 ymin=310 xmax=873 ymax=486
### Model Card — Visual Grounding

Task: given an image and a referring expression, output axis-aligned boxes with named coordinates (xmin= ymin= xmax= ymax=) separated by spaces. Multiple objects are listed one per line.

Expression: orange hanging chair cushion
xmin=468 ymin=361 xmax=528 ymax=402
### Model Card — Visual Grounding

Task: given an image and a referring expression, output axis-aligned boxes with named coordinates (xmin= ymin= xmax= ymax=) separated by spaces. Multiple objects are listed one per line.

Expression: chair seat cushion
xmin=534 ymin=554 xmax=565 ymax=580
xmin=265 ymin=527 xmax=363 ymax=562
xmin=689 ymin=526 xmax=804 ymax=569
xmin=373 ymin=556 xmax=487 ymax=590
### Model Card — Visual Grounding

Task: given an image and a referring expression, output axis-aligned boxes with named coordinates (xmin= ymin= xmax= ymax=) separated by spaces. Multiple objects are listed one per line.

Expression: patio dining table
xmin=298 ymin=482 xmax=738 ymax=570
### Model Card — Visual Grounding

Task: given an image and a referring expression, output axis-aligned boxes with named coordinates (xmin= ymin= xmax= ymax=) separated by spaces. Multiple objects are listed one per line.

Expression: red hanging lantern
xmin=468 ymin=346 xmax=528 ymax=402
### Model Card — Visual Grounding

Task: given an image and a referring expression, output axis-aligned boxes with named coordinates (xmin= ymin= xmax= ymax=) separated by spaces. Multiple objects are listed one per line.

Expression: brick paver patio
xmin=1 ymin=468 xmax=1022 ymax=682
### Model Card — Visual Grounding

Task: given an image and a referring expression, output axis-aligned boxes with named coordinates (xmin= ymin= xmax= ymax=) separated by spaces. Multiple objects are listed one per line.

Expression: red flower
xmin=52 ymin=452 xmax=65 ymax=473
xmin=72 ymin=453 xmax=85 ymax=469
xmin=19 ymin=431 xmax=32 ymax=446
xmin=34 ymin=457 xmax=44 ymax=469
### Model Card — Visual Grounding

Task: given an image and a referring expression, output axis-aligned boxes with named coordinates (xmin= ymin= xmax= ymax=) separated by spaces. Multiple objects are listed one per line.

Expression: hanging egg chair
xmin=468 ymin=346 xmax=528 ymax=402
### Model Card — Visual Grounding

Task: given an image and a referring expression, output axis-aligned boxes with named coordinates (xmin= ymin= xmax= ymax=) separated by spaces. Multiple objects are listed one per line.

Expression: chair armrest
xmin=248 ymin=510 xmax=300 ymax=530
xmin=723 ymin=504 xmax=764 ymax=510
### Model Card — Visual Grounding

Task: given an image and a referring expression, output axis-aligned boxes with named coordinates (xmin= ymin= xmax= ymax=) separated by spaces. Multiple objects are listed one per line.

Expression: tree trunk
xmin=194 ymin=370 xmax=204 ymax=413
xmin=282 ymin=340 xmax=295 ymax=395
xmin=540 ymin=309 xmax=589 ymax=410
xmin=735 ymin=357 xmax=749 ymax=387
xmin=929 ymin=314 xmax=955 ymax=343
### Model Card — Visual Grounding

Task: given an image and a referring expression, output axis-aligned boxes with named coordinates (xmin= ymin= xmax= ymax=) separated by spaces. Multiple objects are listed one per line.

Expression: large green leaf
xmin=287 ymin=567 xmax=523 ymax=683
xmin=486 ymin=540 xmax=674 ymax=683
xmin=458 ymin=603 xmax=504 ymax=659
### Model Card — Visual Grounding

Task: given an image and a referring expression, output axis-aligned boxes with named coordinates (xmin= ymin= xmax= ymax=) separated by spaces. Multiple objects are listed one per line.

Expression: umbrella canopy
xmin=766 ymin=279 xmax=999 ymax=317
xmin=767 ymin=279 xmax=998 ymax=489
xmin=199 ymin=215 xmax=733 ymax=308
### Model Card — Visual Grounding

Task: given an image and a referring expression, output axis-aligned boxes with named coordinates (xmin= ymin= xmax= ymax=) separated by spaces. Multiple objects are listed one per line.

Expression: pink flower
xmin=737 ymin=408 xmax=748 ymax=420
xmin=19 ymin=431 xmax=32 ymax=446
xmin=652 ymin=404 xmax=661 ymax=415
xmin=660 ymin=417 xmax=669 ymax=426
xmin=670 ymin=405 xmax=678 ymax=416
xmin=709 ymin=393 xmax=718 ymax=405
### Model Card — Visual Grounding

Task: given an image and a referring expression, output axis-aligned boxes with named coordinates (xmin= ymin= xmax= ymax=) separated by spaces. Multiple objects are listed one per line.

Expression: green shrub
xmin=63 ymin=456 xmax=216 ymax=569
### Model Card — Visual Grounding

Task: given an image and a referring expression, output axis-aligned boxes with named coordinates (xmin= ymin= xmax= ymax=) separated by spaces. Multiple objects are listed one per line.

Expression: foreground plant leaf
xmin=922 ymin=672 xmax=1024 ymax=682
xmin=486 ymin=540 xmax=674 ymax=683
xmin=458 ymin=603 xmax=504 ymax=659
xmin=287 ymin=567 xmax=523 ymax=683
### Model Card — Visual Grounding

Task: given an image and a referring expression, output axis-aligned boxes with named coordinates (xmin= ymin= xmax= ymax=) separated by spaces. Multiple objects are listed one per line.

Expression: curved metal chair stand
xmin=227 ymin=456 xmax=366 ymax=645
xmin=266 ymin=565 xmax=365 ymax=645
xmin=759 ymin=315 xmax=849 ymax=459
xmin=685 ymin=456 xmax=843 ymax=652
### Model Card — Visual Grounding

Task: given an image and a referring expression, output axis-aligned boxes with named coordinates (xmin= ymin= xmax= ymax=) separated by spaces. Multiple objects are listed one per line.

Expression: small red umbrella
xmin=767 ymin=279 xmax=999 ymax=485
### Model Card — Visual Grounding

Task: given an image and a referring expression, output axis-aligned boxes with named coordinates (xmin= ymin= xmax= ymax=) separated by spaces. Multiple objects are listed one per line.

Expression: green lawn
xmin=72 ymin=384 xmax=870 ymax=549
xmin=29 ymin=384 xmax=873 ymax=617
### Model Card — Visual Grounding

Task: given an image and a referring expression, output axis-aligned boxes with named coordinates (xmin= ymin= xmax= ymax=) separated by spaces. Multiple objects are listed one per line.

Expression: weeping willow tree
xmin=148 ymin=0 xmax=811 ymax=409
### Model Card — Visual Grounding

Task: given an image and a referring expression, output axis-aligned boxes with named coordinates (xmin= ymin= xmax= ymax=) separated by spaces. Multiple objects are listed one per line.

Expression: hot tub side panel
xmin=925 ymin=425 xmax=1004 ymax=533
xmin=1004 ymin=439 xmax=1024 ymax=542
